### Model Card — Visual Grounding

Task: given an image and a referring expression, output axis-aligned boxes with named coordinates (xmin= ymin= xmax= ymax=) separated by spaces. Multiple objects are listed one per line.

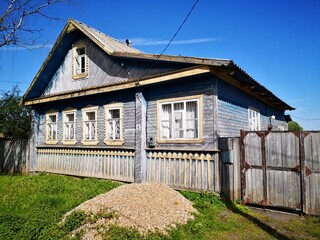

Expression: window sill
xmin=157 ymin=139 xmax=203 ymax=144
xmin=104 ymin=140 xmax=125 ymax=146
xmin=72 ymin=73 xmax=88 ymax=80
xmin=62 ymin=140 xmax=77 ymax=145
xmin=45 ymin=140 xmax=58 ymax=145
xmin=81 ymin=140 xmax=99 ymax=146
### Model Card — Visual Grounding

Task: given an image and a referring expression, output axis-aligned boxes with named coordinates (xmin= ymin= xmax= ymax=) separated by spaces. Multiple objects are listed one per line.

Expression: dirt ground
xmin=241 ymin=207 xmax=319 ymax=240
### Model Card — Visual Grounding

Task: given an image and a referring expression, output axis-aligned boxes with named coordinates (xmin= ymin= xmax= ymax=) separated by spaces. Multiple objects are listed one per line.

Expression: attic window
xmin=72 ymin=44 xmax=88 ymax=79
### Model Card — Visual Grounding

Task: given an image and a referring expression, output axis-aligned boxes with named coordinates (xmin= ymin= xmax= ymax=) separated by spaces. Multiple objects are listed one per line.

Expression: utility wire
xmin=291 ymin=115 xmax=320 ymax=121
xmin=137 ymin=0 xmax=200 ymax=83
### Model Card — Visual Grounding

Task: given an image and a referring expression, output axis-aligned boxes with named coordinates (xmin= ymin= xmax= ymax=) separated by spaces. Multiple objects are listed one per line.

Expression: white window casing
xmin=62 ymin=109 xmax=77 ymax=145
xmin=104 ymin=103 xmax=124 ymax=145
xmin=45 ymin=111 xmax=58 ymax=144
xmin=157 ymin=95 xmax=203 ymax=143
xmin=248 ymin=108 xmax=261 ymax=131
xmin=72 ymin=43 xmax=88 ymax=79
xmin=81 ymin=106 xmax=99 ymax=145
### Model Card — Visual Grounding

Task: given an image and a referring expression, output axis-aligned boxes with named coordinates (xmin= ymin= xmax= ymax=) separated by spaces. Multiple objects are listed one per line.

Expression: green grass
xmin=0 ymin=173 xmax=120 ymax=239
xmin=0 ymin=174 xmax=319 ymax=240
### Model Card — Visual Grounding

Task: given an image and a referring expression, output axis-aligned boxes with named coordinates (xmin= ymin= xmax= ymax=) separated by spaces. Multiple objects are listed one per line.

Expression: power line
xmin=291 ymin=115 xmax=320 ymax=121
xmin=1 ymin=81 xmax=27 ymax=83
xmin=137 ymin=0 xmax=200 ymax=82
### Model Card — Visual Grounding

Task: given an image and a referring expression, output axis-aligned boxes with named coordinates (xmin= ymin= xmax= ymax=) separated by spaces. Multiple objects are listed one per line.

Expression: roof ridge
xmin=72 ymin=19 xmax=142 ymax=53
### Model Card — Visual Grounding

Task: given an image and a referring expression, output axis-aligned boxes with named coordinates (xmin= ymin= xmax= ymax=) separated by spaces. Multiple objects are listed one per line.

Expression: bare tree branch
xmin=0 ymin=0 xmax=61 ymax=48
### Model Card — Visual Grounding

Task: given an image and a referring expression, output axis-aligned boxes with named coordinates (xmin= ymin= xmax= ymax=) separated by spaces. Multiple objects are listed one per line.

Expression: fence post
xmin=300 ymin=132 xmax=307 ymax=214
xmin=134 ymin=88 xmax=147 ymax=183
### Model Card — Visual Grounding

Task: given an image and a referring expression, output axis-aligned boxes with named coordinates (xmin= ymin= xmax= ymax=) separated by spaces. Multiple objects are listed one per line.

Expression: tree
xmin=0 ymin=0 xmax=61 ymax=48
xmin=0 ymin=85 xmax=31 ymax=138
xmin=288 ymin=121 xmax=303 ymax=131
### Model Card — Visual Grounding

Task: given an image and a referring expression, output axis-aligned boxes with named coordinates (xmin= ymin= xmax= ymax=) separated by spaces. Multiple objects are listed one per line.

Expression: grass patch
xmin=0 ymin=174 xmax=120 ymax=239
xmin=0 ymin=174 xmax=319 ymax=239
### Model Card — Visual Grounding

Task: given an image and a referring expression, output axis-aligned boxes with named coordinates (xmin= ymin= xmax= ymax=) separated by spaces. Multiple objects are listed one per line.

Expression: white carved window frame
xmin=81 ymin=106 xmax=99 ymax=145
xmin=62 ymin=109 xmax=77 ymax=145
xmin=45 ymin=110 xmax=58 ymax=144
xmin=104 ymin=103 xmax=124 ymax=146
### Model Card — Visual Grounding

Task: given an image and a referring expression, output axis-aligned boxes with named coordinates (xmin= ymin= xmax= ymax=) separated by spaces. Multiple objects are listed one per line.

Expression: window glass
xmin=160 ymin=99 xmax=199 ymax=140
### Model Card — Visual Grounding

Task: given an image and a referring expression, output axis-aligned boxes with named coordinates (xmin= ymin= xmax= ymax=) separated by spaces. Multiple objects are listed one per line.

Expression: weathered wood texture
xmin=304 ymin=132 xmax=320 ymax=215
xmin=41 ymin=38 xmax=190 ymax=97
xmin=219 ymin=138 xmax=241 ymax=201
xmin=146 ymin=150 xmax=217 ymax=192
xmin=217 ymin=80 xmax=288 ymax=137
xmin=145 ymin=75 xmax=217 ymax=150
xmin=0 ymin=139 xmax=29 ymax=174
xmin=36 ymin=148 xmax=134 ymax=182
xmin=241 ymin=131 xmax=320 ymax=215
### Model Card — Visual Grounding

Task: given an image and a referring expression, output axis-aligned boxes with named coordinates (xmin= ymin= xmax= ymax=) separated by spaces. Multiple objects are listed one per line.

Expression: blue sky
xmin=0 ymin=0 xmax=319 ymax=129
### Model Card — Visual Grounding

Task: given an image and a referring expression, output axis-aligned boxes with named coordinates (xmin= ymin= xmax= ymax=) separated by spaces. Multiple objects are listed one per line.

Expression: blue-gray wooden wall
xmin=33 ymin=89 xmax=136 ymax=148
xmin=144 ymin=74 xmax=217 ymax=150
xmin=217 ymin=79 xmax=288 ymax=137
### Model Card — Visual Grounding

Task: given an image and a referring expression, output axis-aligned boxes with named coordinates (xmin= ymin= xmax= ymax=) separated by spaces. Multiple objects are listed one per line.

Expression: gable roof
xmin=21 ymin=18 xmax=294 ymax=111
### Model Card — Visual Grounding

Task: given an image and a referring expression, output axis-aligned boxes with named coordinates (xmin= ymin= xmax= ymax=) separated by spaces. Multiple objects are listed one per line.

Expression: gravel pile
xmin=65 ymin=183 xmax=197 ymax=238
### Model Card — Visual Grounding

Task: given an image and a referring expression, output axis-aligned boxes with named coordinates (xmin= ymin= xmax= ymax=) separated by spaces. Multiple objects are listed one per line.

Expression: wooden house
xmin=21 ymin=19 xmax=294 ymax=192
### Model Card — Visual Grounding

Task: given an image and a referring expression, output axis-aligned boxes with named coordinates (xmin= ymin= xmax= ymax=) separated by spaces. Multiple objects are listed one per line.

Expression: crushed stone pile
xmin=65 ymin=182 xmax=197 ymax=238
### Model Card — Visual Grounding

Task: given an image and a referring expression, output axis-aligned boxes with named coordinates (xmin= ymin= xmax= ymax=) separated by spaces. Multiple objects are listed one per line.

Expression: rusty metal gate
xmin=240 ymin=131 xmax=320 ymax=215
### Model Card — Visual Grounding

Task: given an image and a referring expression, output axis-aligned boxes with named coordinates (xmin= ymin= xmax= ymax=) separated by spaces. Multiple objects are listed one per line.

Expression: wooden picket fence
xmin=36 ymin=148 xmax=135 ymax=182
xmin=146 ymin=151 xmax=218 ymax=191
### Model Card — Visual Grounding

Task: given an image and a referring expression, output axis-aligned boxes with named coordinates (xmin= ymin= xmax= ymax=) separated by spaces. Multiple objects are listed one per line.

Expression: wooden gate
xmin=240 ymin=131 xmax=320 ymax=215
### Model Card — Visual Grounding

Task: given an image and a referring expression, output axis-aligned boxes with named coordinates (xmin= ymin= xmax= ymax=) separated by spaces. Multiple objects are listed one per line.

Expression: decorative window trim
xmin=62 ymin=109 xmax=77 ymax=145
xmin=104 ymin=103 xmax=124 ymax=146
xmin=81 ymin=106 xmax=99 ymax=145
xmin=45 ymin=110 xmax=58 ymax=144
xmin=157 ymin=95 xmax=203 ymax=144
xmin=72 ymin=42 xmax=88 ymax=80
xmin=248 ymin=107 xmax=261 ymax=131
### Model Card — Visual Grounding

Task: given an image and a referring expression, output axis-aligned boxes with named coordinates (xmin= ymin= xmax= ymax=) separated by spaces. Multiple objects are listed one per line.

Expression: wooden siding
xmin=41 ymin=37 xmax=191 ymax=98
xmin=241 ymin=131 xmax=320 ymax=215
xmin=217 ymin=79 xmax=288 ymax=137
xmin=33 ymin=90 xmax=136 ymax=148
xmin=36 ymin=148 xmax=134 ymax=182
xmin=146 ymin=150 xmax=217 ymax=191
xmin=145 ymin=75 xmax=217 ymax=150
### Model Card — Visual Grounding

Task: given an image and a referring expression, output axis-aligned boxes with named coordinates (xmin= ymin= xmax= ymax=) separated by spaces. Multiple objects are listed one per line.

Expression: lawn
xmin=0 ymin=174 xmax=319 ymax=239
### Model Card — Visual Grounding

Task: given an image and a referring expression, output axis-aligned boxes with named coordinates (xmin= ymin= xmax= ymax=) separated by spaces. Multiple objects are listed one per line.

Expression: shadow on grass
xmin=225 ymin=201 xmax=291 ymax=240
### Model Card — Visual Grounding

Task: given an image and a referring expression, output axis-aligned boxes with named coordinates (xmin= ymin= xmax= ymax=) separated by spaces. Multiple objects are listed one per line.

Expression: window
xmin=104 ymin=103 xmax=124 ymax=145
xmin=72 ymin=44 xmax=88 ymax=79
xmin=45 ymin=112 xmax=58 ymax=144
xmin=81 ymin=106 xmax=98 ymax=145
xmin=62 ymin=109 xmax=77 ymax=145
xmin=157 ymin=96 xmax=202 ymax=143
xmin=248 ymin=108 xmax=261 ymax=131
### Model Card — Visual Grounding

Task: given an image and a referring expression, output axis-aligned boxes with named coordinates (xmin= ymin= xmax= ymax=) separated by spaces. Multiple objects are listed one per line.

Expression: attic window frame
xmin=72 ymin=43 xmax=88 ymax=80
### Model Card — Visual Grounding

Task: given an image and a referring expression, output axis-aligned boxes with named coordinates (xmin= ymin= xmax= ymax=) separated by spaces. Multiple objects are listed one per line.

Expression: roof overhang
xmin=23 ymin=66 xmax=211 ymax=106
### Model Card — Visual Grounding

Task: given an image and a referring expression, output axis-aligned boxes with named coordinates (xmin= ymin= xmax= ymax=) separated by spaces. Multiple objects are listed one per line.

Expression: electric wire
xmin=291 ymin=115 xmax=320 ymax=121
xmin=137 ymin=0 xmax=200 ymax=83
